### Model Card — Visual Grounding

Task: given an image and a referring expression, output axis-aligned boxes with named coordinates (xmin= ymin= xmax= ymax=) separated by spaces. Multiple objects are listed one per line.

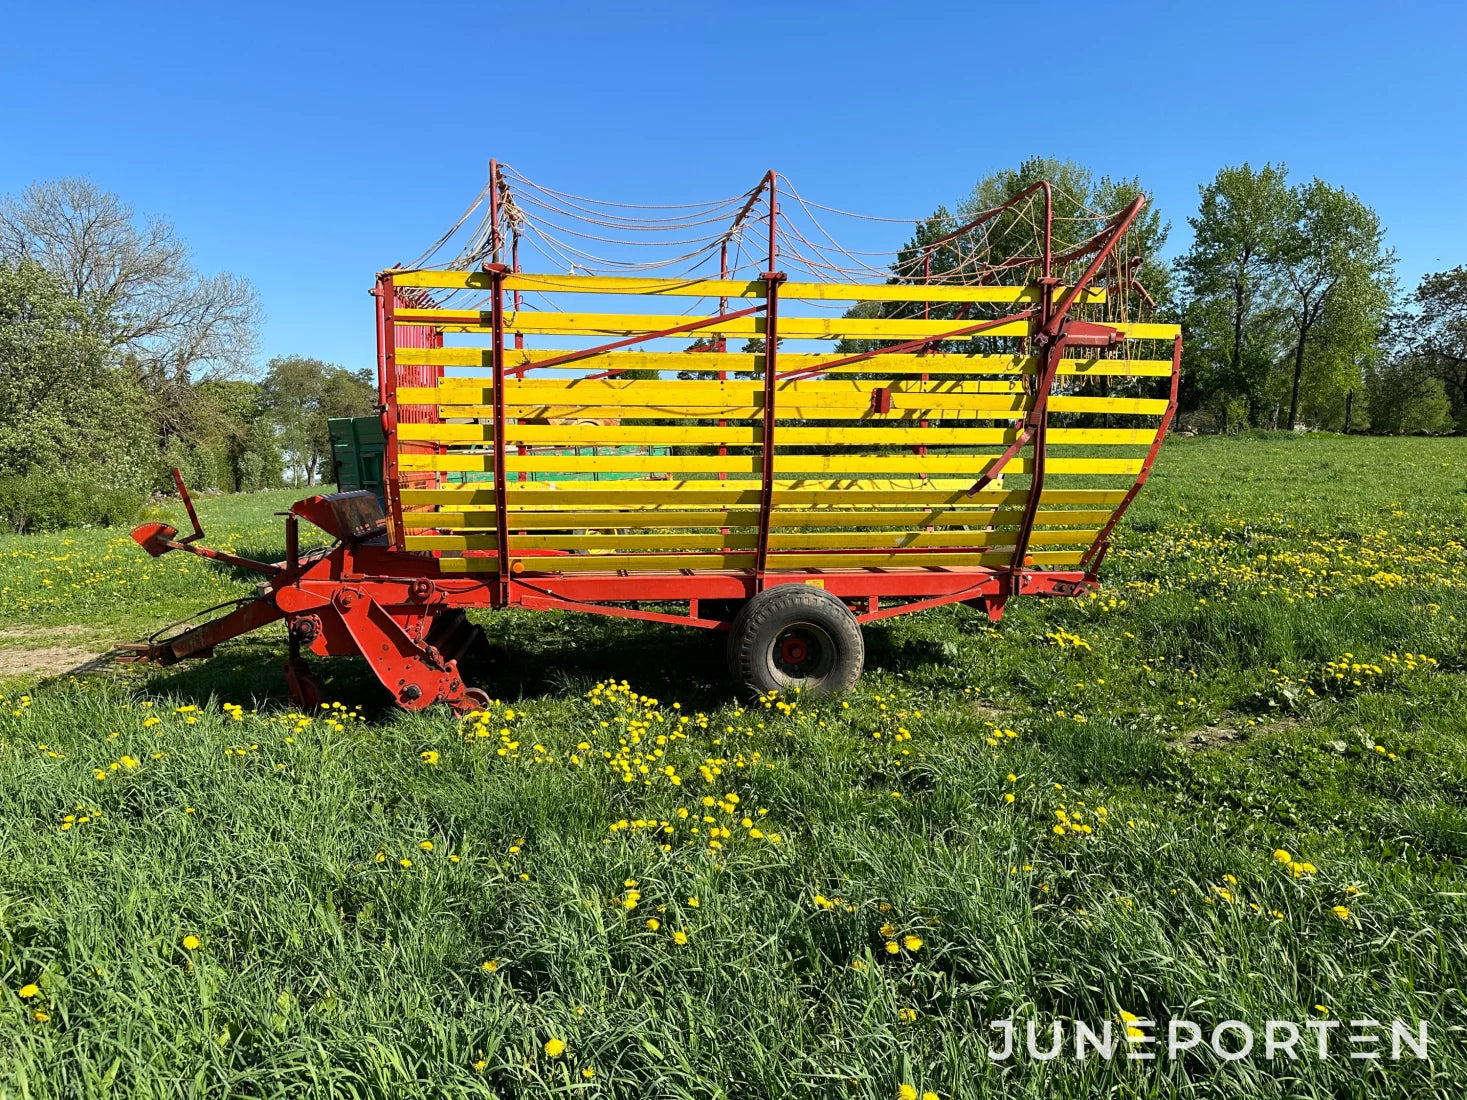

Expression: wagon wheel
xmin=726 ymin=586 xmax=864 ymax=698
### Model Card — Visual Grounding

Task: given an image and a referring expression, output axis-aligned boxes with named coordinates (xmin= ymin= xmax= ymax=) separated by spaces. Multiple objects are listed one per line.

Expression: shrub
xmin=0 ymin=470 xmax=145 ymax=533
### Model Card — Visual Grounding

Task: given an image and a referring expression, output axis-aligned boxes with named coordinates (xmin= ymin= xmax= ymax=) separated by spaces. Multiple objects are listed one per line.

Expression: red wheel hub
xmin=780 ymin=637 xmax=808 ymax=664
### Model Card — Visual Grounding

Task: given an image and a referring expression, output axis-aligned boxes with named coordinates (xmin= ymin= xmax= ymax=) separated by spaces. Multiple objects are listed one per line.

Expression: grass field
xmin=1 ymin=434 xmax=1464 ymax=1098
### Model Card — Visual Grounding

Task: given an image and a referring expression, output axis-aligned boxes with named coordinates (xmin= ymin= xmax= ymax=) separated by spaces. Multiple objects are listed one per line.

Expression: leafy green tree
xmin=261 ymin=356 xmax=376 ymax=486
xmin=0 ymin=260 xmax=151 ymax=481
xmin=197 ymin=379 xmax=284 ymax=491
xmin=1396 ymin=265 xmax=1467 ymax=428
xmin=1176 ymin=163 xmax=1292 ymax=428
xmin=1274 ymin=179 xmax=1395 ymax=430
xmin=1364 ymin=359 xmax=1452 ymax=434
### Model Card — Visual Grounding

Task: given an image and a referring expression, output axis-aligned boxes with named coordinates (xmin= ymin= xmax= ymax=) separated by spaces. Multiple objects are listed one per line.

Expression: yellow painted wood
xmin=387 ymin=269 xmax=1104 ymax=304
xmin=394 ymin=453 xmax=1137 ymax=476
xmin=396 ymin=308 xmax=1037 ymax=341
xmin=393 ymin=346 xmax=1176 ymax=377
xmin=397 ymin=423 xmax=1158 ymax=447
xmin=435 ymin=548 xmax=1085 ymax=574
xmin=403 ymin=377 xmax=1036 ymax=405
xmin=403 ymin=507 xmax=1110 ymax=531
xmin=406 ymin=528 xmax=1097 ymax=553
xmin=400 ymin=482 xmax=1126 ymax=508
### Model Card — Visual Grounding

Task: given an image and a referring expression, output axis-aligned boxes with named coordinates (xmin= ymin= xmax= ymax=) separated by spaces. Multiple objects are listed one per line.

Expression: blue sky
xmin=5 ymin=1 xmax=1464 ymax=371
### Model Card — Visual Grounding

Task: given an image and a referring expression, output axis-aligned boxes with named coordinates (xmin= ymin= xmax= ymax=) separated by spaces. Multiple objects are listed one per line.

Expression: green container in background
xmin=328 ymin=416 xmax=386 ymax=505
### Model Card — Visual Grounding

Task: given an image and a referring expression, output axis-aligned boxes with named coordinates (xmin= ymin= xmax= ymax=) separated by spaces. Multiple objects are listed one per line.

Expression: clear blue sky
xmin=5 ymin=1 xmax=1464 ymax=372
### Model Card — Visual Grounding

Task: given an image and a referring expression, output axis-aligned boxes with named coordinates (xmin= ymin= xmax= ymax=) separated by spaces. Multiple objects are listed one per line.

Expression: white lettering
xmin=988 ymin=1019 xmax=1013 ymax=1061
xmin=1026 ymin=1020 xmax=1064 ymax=1061
xmin=1265 ymin=1020 xmax=1300 ymax=1060
xmin=1305 ymin=1018 xmax=1340 ymax=1059
xmin=1168 ymin=1019 xmax=1203 ymax=1059
xmin=1348 ymin=1019 xmax=1381 ymax=1060
xmin=1391 ymin=1020 xmax=1429 ymax=1060
xmin=1211 ymin=1020 xmax=1254 ymax=1061
xmin=1075 ymin=1020 xmax=1115 ymax=1060
xmin=1126 ymin=1018 xmax=1156 ymax=1061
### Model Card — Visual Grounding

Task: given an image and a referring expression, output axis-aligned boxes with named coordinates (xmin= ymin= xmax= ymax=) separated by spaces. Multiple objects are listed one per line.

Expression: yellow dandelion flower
xmin=582 ymin=1068 xmax=596 ymax=1079
xmin=1273 ymin=849 xmax=1291 ymax=864
xmin=18 ymin=984 xmax=39 ymax=999
xmin=544 ymin=1037 xmax=566 ymax=1057
xmin=399 ymin=858 xmax=413 ymax=868
xmin=672 ymin=930 xmax=688 ymax=945
xmin=482 ymin=960 xmax=499 ymax=972
xmin=182 ymin=935 xmax=201 ymax=950
xmin=646 ymin=918 xmax=660 ymax=931
xmin=903 ymin=934 xmax=923 ymax=951
xmin=419 ymin=840 xmax=433 ymax=851
xmin=1331 ymin=905 xmax=1350 ymax=921
xmin=885 ymin=940 xmax=900 ymax=955
xmin=898 ymin=1085 xmax=918 ymax=1100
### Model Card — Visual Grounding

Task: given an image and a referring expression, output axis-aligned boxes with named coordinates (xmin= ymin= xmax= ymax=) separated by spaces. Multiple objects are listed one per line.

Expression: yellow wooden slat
xmin=396 ymin=453 xmax=1137 ymax=476
xmin=403 ymin=377 xmax=1033 ymax=405
xmin=436 ymin=549 xmax=1085 ymax=573
xmin=394 ymin=346 xmax=1176 ymax=377
xmin=387 ymin=270 xmax=1104 ymax=304
xmin=406 ymin=528 xmax=1098 ymax=553
xmin=398 ymin=423 xmax=1157 ymax=447
xmin=400 ymin=482 xmax=1127 ymax=507
xmin=396 ymin=308 xmax=1037 ymax=341
xmin=403 ymin=508 xmax=1112 ymax=532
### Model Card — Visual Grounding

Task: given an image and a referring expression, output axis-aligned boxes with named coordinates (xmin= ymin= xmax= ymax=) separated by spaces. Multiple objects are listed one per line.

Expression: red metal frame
xmin=123 ymin=169 xmax=1179 ymax=712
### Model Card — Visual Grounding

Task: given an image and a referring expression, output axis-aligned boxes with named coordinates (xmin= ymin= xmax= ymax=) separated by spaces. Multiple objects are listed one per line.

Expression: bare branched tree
xmin=0 ymin=179 xmax=261 ymax=443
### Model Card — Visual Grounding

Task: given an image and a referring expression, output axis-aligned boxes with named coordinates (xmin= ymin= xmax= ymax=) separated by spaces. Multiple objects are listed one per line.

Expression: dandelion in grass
xmin=1273 ymin=849 xmax=1291 ymax=864
xmin=672 ymin=930 xmax=688 ymax=945
xmin=18 ymin=984 xmax=38 ymax=999
xmin=182 ymin=935 xmax=201 ymax=950
xmin=1120 ymin=1010 xmax=1145 ymax=1039
xmin=898 ymin=1007 xmax=917 ymax=1022
xmin=885 ymin=940 xmax=900 ymax=955
xmin=1331 ymin=905 xmax=1351 ymax=921
xmin=544 ymin=1037 xmax=566 ymax=1057
xmin=646 ymin=918 xmax=660 ymax=931
xmin=399 ymin=858 xmax=413 ymax=868
xmin=581 ymin=1068 xmax=596 ymax=1079
xmin=903 ymin=935 xmax=923 ymax=951
xmin=473 ymin=1059 xmax=487 ymax=1072
xmin=898 ymin=1085 xmax=918 ymax=1100
xmin=482 ymin=960 xmax=499 ymax=972
xmin=33 ymin=1010 xmax=48 ymax=1022
xmin=687 ymin=896 xmax=699 ymax=908
xmin=419 ymin=840 xmax=433 ymax=851
xmin=420 ymin=750 xmax=440 ymax=765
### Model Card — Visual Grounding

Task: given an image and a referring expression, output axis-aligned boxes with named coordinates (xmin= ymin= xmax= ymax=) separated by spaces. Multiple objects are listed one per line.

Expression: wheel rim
xmin=771 ymin=621 xmax=836 ymax=682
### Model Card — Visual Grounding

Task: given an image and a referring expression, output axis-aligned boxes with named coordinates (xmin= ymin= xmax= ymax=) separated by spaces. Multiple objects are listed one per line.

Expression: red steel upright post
xmin=754 ymin=173 xmax=782 ymax=589
xmin=379 ymin=273 xmax=405 ymax=546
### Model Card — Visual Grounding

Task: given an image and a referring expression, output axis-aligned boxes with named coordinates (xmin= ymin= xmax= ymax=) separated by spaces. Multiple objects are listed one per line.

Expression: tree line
xmin=0 ymin=179 xmax=375 ymax=531
xmin=860 ymin=158 xmax=1463 ymax=435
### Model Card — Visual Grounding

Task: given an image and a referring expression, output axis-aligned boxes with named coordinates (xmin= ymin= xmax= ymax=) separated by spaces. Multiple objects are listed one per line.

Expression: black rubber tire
xmin=725 ymin=585 xmax=864 ymax=698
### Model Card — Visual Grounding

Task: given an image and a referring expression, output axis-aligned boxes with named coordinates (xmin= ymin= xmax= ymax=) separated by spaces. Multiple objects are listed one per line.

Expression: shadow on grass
xmin=98 ymin=609 xmax=734 ymax=715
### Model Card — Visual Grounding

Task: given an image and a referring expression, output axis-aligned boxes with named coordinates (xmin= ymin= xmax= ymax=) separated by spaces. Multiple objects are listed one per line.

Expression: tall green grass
xmin=0 ymin=435 xmax=1464 ymax=1098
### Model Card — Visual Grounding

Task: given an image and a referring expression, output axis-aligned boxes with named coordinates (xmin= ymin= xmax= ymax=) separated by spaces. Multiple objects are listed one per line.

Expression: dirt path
xmin=0 ymin=626 xmax=107 ymax=680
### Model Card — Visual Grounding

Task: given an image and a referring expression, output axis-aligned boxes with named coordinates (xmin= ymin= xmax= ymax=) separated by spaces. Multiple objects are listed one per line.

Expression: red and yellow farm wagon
xmin=124 ymin=165 xmax=1180 ymax=711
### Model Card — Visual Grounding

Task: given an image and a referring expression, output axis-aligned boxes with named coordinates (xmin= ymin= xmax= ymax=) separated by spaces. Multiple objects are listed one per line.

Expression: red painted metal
xmin=1080 ymin=332 xmax=1184 ymax=571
